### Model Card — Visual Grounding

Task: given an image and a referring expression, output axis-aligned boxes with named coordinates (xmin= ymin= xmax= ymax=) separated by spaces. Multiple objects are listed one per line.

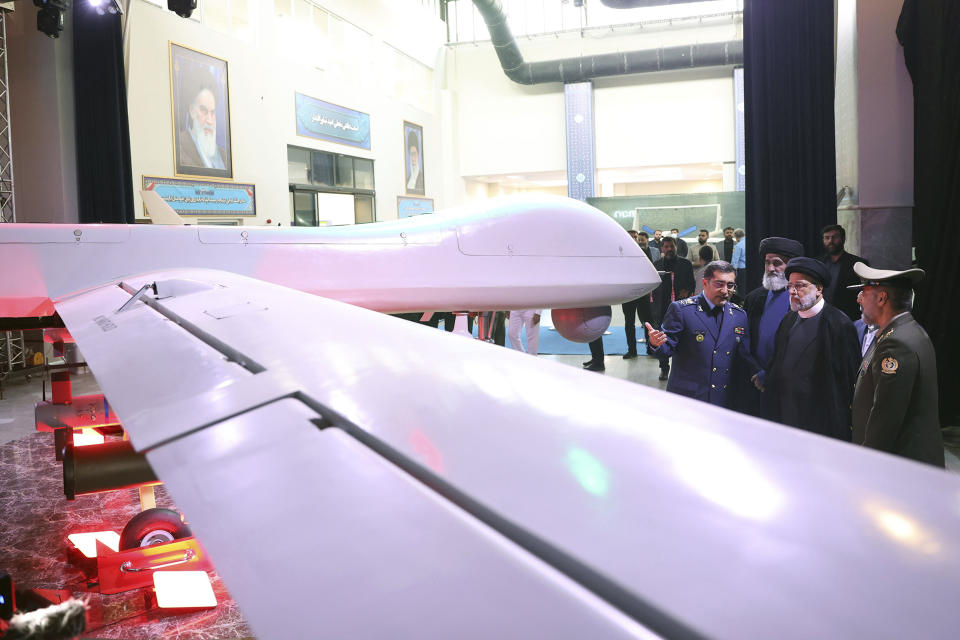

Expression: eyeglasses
xmin=786 ymin=281 xmax=813 ymax=292
xmin=709 ymin=280 xmax=737 ymax=291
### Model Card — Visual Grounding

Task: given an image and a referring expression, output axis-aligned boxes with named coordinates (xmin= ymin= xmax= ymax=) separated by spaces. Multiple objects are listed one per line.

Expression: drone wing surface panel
xmin=52 ymin=269 xmax=960 ymax=640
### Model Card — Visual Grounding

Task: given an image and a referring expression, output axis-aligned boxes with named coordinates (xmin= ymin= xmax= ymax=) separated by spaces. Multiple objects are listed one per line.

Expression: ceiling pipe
xmin=470 ymin=0 xmax=743 ymax=85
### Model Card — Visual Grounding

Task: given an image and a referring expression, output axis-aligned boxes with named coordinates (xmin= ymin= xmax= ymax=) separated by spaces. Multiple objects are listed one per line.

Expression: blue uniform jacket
xmin=654 ymin=295 xmax=756 ymax=407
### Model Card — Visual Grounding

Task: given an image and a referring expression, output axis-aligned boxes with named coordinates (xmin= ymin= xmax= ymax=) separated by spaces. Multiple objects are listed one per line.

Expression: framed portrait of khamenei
xmin=403 ymin=121 xmax=424 ymax=196
xmin=170 ymin=43 xmax=233 ymax=180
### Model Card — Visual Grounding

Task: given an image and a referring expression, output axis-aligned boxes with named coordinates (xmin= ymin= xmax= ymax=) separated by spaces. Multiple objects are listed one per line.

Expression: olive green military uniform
xmin=852 ymin=313 xmax=944 ymax=467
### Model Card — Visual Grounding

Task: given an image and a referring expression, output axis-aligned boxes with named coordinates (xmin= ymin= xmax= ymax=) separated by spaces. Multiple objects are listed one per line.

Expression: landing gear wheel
xmin=119 ymin=508 xmax=192 ymax=550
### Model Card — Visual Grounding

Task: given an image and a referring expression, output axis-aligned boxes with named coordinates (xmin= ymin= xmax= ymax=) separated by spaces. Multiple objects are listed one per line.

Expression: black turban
xmin=785 ymin=257 xmax=831 ymax=287
xmin=758 ymin=237 xmax=803 ymax=260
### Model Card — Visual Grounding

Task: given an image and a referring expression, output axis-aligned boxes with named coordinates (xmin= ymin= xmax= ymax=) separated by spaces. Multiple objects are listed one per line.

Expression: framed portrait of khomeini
xmin=170 ymin=43 xmax=233 ymax=180
xmin=403 ymin=121 xmax=424 ymax=196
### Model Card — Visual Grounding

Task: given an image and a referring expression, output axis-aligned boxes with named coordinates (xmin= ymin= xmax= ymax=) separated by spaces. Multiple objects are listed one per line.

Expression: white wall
xmin=613 ymin=180 xmax=724 ymax=196
xmin=125 ymin=0 xmax=445 ymax=224
xmin=594 ymin=70 xmax=734 ymax=169
xmin=443 ymin=22 xmax=739 ymax=204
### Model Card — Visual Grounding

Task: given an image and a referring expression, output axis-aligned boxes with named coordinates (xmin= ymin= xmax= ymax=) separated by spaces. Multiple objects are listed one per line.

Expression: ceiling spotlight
xmin=34 ymin=0 xmax=69 ymax=39
xmin=167 ymin=0 xmax=196 ymax=19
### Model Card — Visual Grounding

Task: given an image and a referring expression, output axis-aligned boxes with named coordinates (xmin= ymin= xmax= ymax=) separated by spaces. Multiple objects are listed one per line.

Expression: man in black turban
xmin=762 ymin=257 xmax=861 ymax=440
xmin=730 ymin=236 xmax=803 ymax=416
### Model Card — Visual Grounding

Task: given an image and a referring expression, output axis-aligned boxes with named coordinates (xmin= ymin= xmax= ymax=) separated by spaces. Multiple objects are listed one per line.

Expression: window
xmin=288 ymin=145 xmax=375 ymax=225
xmin=336 ymin=156 xmax=354 ymax=188
xmin=354 ymin=158 xmax=374 ymax=190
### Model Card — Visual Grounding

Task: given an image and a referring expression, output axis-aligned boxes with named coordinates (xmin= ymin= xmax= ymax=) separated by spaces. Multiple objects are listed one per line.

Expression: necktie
xmin=860 ymin=333 xmax=879 ymax=375
xmin=861 ymin=329 xmax=876 ymax=357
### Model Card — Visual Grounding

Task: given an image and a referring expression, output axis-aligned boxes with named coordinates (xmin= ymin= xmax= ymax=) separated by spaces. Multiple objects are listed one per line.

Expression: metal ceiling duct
xmin=470 ymin=0 xmax=743 ymax=85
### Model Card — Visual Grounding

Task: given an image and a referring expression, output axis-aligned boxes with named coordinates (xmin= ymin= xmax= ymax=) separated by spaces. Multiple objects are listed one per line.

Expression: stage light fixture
xmin=34 ymin=0 xmax=69 ymax=39
xmin=167 ymin=0 xmax=196 ymax=19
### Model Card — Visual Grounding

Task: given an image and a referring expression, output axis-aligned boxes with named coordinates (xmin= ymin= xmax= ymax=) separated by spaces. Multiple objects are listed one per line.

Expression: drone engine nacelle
xmin=551 ymin=306 xmax=612 ymax=343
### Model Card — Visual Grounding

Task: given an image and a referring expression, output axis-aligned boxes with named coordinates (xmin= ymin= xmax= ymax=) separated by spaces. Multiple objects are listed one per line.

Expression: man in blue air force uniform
xmin=646 ymin=261 xmax=757 ymax=407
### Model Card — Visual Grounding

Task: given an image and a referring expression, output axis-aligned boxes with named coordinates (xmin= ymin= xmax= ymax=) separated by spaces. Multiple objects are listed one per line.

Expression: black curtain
xmin=897 ymin=0 xmax=960 ymax=426
xmin=73 ymin=5 xmax=134 ymax=224
xmin=742 ymin=0 xmax=836 ymax=291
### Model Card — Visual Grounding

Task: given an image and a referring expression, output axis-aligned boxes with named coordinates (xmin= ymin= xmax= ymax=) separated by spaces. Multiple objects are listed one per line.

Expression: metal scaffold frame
xmin=0 ymin=10 xmax=14 ymax=224
xmin=0 ymin=9 xmax=20 ymax=386
xmin=0 ymin=330 xmax=26 ymax=379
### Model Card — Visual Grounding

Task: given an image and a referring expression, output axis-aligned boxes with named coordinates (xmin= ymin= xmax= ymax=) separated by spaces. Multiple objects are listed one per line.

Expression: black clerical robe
xmin=731 ymin=285 xmax=787 ymax=416
xmin=763 ymin=303 xmax=860 ymax=441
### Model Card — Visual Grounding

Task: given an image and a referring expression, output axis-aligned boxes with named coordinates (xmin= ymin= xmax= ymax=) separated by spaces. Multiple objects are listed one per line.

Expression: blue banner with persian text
xmin=397 ymin=197 xmax=434 ymax=218
xmin=142 ymin=176 xmax=256 ymax=216
xmin=295 ymin=93 xmax=371 ymax=150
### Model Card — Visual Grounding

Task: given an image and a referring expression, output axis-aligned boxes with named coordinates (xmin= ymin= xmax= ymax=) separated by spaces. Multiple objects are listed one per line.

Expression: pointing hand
xmin=645 ymin=322 xmax=666 ymax=348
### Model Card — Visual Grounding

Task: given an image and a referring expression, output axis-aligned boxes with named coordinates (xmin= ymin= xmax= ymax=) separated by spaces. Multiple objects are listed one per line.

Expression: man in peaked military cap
xmin=645 ymin=260 xmax=757 ymax=407
xmin=763 ymin=257 xmax=860 ymax=440
xmin=850 ymin=263 xmax=944 ymax=467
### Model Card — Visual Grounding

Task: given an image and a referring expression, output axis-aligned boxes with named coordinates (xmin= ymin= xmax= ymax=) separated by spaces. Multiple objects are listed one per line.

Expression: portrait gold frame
xmin=169 ymin=41 xmax=234 ymax=181
xmin=402 ymin=120 xmax=424 ymax=196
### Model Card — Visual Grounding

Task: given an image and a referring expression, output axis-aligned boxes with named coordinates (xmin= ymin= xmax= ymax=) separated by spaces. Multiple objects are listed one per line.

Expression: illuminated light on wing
xmin=566 ymin=447 xmax=611 ymax=498
xmin=653 ymin=425 xmax=783 ymax=522
xmin=864 ymin=503 xmax=942 ymax=555
xmin=410 ymin=428 xmax=445 ymax=474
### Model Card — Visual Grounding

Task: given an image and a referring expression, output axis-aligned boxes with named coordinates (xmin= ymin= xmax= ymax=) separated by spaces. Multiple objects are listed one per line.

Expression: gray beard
xmin=763 ymin=271 xmax=788 ymax=291
xmin=192 ymin=120 xmax=218 ymax=161
xmin=790 ymin=290 xmax=819 ymax=311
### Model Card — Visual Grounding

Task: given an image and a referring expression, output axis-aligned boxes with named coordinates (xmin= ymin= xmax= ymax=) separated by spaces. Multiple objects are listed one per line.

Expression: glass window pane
xmin=354 ymin=195 xmax=375 ymax=224
xmin=287 ymin=147 xmax=310 ymax=184
xmin=354 ymin=158 xmax=374 ymax=190
xmin=336 ymin=155 xmax=354 ymax=188
xmin=311 ymin=152 xmax=334 ymax=187
xmin=292 ymin=191 xmax=317 ymax=226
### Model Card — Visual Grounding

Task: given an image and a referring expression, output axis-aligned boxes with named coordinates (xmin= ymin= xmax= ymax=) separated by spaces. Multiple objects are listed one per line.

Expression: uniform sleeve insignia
xmin=728 ymin=302 xmax=743 ymax=310
xmin=734 ymin=326 xmax=745 ymax=335
xmin=881 ymin=357 xmax=899 ymax=374
xmin=680 ymin=297 xmax=696 ymax=306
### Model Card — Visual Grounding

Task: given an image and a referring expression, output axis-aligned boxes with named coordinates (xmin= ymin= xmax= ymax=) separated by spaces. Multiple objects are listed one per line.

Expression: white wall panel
xmin=595 ymin=75 xmax=734 ymax=170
